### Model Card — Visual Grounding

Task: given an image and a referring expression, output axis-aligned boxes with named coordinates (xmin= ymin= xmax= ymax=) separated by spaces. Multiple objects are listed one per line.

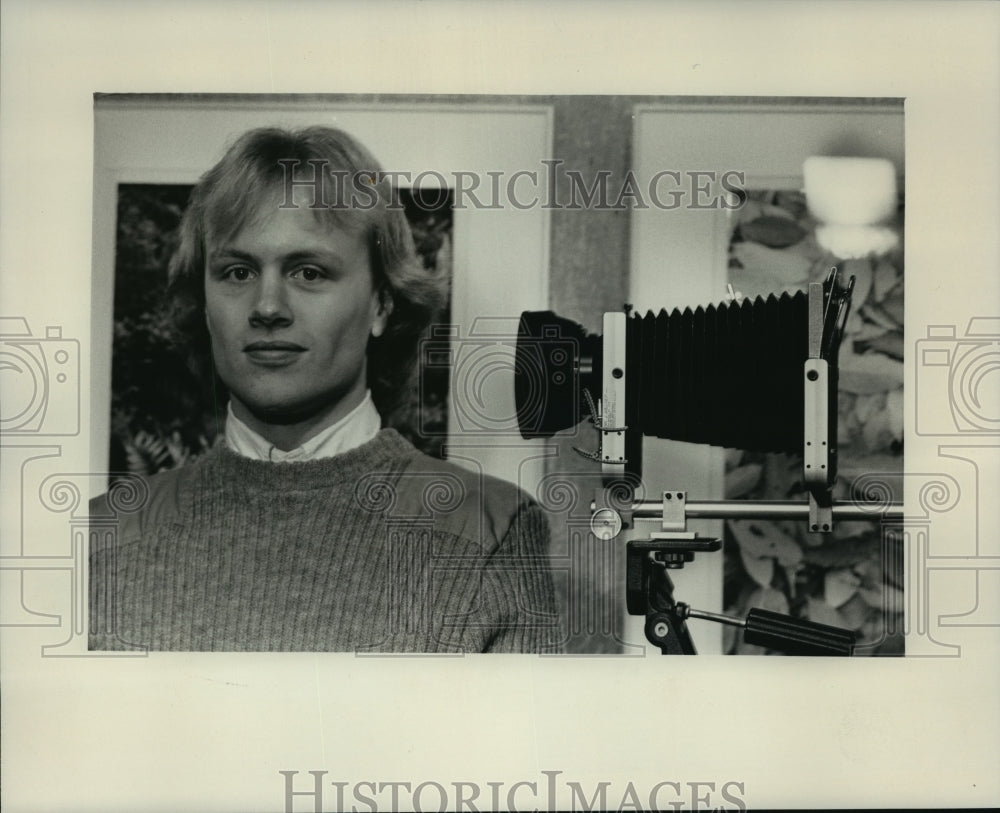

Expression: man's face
xmin=204 ymin=193 xmax=388 ymax=437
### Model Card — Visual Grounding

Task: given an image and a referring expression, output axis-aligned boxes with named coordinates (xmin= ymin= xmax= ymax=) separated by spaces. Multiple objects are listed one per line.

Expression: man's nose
xmin=249 ymin=272 xmax=292 ymax=327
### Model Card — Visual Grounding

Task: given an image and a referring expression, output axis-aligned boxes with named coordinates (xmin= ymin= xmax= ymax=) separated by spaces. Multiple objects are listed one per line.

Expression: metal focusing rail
xmin=628 ymin=497 xmax=902 ymax=522
xmin=590 ymin=493 xmax=904 ymax=541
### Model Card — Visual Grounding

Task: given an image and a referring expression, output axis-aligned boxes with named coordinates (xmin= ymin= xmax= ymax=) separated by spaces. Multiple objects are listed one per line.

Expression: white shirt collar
xmin=224 ymin=391 xmax=382 ymax=462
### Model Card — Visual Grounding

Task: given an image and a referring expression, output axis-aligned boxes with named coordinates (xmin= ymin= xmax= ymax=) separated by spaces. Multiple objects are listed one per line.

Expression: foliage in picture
xmin=724 ymin=189 xmax=904 ymax=656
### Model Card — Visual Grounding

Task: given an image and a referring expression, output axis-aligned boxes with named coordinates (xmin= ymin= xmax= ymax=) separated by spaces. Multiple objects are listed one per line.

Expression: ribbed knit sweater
xmin=89 ymin=429 xmax=560 ymax=653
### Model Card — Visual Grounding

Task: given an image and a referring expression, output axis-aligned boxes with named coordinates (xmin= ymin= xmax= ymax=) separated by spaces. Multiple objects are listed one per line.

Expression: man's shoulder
xmin=379 ymin=448 xmax=539 ymax=548
xmin=400 ymin=450 xmax=532 ymax=509
xmin=88 ymin=463 xmax=196 ymax=543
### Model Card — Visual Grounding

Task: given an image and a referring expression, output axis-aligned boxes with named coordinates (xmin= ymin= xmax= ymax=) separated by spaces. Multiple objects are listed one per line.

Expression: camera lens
xmin=515 ymin=311 xmax=599 ymax=437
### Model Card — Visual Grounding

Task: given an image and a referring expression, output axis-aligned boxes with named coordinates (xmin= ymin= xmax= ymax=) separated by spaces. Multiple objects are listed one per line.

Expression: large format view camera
xmin=513 ymin=270 xmax=902 ymax=656
xmin=515 ymin=270 xmax=851 ymax=456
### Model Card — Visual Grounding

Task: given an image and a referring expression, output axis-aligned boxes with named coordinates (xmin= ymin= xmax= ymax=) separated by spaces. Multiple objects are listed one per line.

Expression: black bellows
xmin=624 ymin=292 xmax=808 ymax=454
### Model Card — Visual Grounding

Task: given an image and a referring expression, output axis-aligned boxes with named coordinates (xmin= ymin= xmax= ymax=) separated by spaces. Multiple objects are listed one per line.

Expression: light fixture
xmin=803 ymin=156 xmax=899 ymax=259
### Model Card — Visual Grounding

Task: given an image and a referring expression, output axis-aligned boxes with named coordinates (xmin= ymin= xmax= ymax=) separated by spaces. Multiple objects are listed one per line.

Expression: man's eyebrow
xmin=281 ymin=249 xmax=344 ymax=264
xmin=207 ymin=248 xmax=256 ymax=262
xmin=207 ymin=248 xmax=343 ymax=264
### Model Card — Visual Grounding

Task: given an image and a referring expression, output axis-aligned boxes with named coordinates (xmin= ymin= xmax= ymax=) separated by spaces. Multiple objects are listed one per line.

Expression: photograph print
xmin=89 ymin=94 xmax=905 ymax=657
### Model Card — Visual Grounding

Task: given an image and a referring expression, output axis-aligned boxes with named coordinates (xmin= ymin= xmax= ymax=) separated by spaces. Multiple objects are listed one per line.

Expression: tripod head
xmin=624 ymin=517 xmax=855 ymax=656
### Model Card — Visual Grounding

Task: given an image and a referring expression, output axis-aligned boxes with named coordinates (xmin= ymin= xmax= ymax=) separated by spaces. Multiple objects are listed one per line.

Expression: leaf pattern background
xmin=724 ymin=188 xmax=904 ymax=656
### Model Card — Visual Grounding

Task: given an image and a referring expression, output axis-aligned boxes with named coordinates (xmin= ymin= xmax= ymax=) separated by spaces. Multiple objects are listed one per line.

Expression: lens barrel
xmin=514 ymin=310 xmax=601 ymax=438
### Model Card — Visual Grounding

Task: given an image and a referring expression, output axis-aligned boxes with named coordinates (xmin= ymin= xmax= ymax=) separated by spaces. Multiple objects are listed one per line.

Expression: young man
xmin=90 ymin=126 xmax=560 ymax=653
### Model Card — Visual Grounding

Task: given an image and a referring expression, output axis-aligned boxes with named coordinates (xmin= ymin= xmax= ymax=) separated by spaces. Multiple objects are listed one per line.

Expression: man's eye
xmin=223 ymin=266 xmax=254 ymax=282
xmin=292 ymin=266 xmax=325 ymax=282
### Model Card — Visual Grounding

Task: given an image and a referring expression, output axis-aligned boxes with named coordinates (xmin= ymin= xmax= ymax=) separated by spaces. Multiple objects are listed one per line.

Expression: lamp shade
xmin=803 ymin=156 xmax=897 ymax=226
xmin=803 ymin=156 xmax=899 ymax=258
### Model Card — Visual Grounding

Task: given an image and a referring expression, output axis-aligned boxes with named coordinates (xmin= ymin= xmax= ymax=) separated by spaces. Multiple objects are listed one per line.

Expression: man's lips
xmin=243 ymin=341 xmax=306 ymax=364
xmin=244 ymin=341 xmax=306 ymax=352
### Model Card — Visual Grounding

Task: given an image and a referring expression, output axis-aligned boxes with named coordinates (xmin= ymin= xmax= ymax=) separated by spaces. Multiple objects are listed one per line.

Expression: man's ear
xmin=371 ymin=289 xmax=393 ymax=338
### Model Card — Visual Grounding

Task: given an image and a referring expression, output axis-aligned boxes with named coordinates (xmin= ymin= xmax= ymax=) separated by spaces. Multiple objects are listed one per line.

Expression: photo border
xmin=2 ymin=2 xmax=998 ymax=810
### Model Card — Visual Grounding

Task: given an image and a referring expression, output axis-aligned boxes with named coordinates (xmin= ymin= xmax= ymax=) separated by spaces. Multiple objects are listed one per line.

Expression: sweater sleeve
xmin=478 ymin=501 xmax=563 ymax=654
xmin=88 ymin=468 xmax=184 ymax=651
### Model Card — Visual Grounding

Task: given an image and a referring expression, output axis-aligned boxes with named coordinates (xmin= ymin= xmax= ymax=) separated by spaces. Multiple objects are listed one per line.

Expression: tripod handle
xmin=744 ymin=608 xmax=855 ymax=656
